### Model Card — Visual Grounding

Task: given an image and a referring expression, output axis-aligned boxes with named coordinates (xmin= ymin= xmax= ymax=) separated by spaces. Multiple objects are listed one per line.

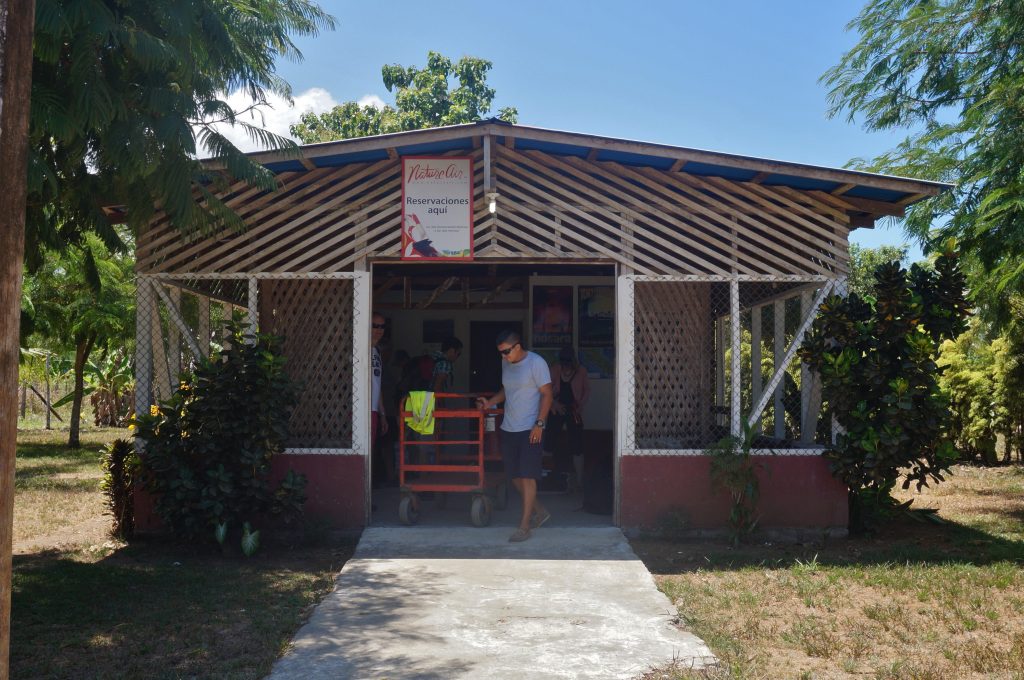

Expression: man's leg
xmin=519 ymin=477 xmax=537 ymax=532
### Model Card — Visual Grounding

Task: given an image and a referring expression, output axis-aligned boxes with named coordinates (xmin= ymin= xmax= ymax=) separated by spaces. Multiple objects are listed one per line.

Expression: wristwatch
xmin=534 ymin=419 xmax=546 ymax=429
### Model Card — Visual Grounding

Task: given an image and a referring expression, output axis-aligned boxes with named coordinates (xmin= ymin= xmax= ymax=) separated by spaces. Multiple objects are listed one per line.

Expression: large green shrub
xmin=135 ymin=321 xmax=306 ymax=541
xmin=799 ymin=248 xmax=970 ymax=528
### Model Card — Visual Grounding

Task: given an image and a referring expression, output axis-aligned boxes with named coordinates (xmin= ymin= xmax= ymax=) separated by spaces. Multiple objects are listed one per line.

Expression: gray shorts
xmin=500 ymin=429 xmax=543 ymax=480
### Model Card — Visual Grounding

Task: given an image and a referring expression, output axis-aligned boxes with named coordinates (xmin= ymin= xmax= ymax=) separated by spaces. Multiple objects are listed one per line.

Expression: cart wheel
xmin=435 ymin=492 xmax=447 ymax=509
xmin=399 ymin=496 xmax=419 ymax=526
xmin=494 ymin=480 xmax=508 ymax=511
xmin=470 ymin=495 xmax=492 ymax=527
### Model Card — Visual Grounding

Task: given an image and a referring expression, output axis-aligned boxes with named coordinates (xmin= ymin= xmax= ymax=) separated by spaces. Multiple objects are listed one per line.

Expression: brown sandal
xmin=508 ymin=528 xmax=531 ymax=542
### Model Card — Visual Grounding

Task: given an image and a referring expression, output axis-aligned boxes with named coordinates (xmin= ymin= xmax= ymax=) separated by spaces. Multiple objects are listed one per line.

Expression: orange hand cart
xmin=397 ymin=392 xmax=506 ymax=526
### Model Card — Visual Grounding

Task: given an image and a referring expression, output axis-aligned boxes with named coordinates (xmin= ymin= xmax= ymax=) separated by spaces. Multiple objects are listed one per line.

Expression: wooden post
xmin=197 ymin=295 xmax=210 ymax=359
xmin=44 ymin=355 xmax=51 ymax=430
xmin=19 ymin=384 xmax=25 ymax=420
xmin=716 ymin=316 xmax=726 ymax=427
xmin=246 ymin=277 xmax=258 ymax=343
xmin=167 ymin=286 xmax=181 ymax=378
xmin=135 ymin=277 xmax=153 ymax=445
xmin=1 ymin=1 xmax=38 ymax=674
xmin=799 ymin=289 xmax=812 ymax=438
xmin=730 ymin=280 xmax=741 ymax=438
xmin=773 ymin=299 xmax=785 ymax=440
xmin=751 ymin=305 xmax=762 ymax=433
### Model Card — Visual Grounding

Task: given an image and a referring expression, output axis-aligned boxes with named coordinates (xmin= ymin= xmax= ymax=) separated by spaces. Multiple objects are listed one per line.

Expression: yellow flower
xmin=150 ymin=405 xmax=159 ymax=416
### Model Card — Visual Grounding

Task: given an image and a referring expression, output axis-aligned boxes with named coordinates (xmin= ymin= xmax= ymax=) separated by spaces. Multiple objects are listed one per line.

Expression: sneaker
xmin=531 ymin=509 xmax=552 ymax=529
xmin=508 ymin=528 xmax=531 ymax=542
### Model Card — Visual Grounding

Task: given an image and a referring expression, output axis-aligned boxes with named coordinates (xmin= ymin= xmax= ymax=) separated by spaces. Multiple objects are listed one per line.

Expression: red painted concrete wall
xmin=134 ymin=454 xmax=367 ymax=531
xmin=619 ymin=455 xmax=847 ymax=532
xmin=270 ymin=454 xmax=366 ymax=527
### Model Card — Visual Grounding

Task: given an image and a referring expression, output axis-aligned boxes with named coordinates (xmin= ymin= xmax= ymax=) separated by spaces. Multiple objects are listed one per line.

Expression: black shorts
xmin=500 ymin=429 xmax=543 ymax=480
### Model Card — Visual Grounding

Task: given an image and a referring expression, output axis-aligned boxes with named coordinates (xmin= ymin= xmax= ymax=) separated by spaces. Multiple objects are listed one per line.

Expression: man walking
xmin=477 ymin=330 xmax=553 ymax=542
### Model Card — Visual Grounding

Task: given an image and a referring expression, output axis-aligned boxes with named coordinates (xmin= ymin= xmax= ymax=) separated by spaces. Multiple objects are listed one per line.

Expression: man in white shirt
xmin=477 ymin=330 xmax=553 ymax=542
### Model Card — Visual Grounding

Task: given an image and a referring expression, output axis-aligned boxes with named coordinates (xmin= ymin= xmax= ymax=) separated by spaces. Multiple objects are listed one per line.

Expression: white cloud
xmin=199 ymin=87 xmax=339 ymax=155
xmin=357 ymin=94 xmax=387 ymax=109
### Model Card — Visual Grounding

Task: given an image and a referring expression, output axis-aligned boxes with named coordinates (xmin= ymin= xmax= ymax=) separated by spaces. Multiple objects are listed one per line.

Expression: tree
xmin=27 ymin=0 xmax=335 ymax=266
xmin=848 ymin=243 xmax=908 ymax=298
xmin=1 ymin=0 xmax=36 ymax=674
xmin=290 ymin=51 xmax=518 ymax=143
xmin=823 ymin=0 xmax=1024 ymax=324
xmin=23 ymin=236 xmax=134 ymax=447
xmin=799 ymin=249 xmax=971 ymax=530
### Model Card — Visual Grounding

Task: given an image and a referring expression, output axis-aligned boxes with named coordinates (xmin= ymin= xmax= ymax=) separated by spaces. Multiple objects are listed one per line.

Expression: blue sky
xmin=238 ymin=0 xmax=926 ymax=260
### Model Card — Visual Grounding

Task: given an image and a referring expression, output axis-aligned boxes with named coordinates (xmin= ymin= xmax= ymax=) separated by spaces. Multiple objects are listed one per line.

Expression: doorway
xmin=368 ymin=260 xmax=616 ymax=528
xmin=469 ymin=320 xmax=522 ymax=393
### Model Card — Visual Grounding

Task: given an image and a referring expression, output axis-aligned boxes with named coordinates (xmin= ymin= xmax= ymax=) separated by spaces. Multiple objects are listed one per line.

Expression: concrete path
xmin=269 ymin=526 xmax=716 ymax=679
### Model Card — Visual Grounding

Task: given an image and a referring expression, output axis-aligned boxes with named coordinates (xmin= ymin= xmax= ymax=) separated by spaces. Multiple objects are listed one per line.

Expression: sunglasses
xmin=372 ymin=323 xmax=386 ymax=329
xmin=498 ymin=342 xmax=520 ymax=356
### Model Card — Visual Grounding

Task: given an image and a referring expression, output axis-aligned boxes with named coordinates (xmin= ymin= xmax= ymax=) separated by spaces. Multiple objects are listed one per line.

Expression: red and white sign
xmin=401 ymin=156 xmax=474 ymax=260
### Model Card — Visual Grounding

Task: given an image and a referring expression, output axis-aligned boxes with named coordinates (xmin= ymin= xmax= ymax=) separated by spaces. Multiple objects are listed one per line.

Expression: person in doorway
xmin=430 ymin=337 xmax=463 ymax=392
xmin=547 ymin=345 xmax=590 ymax=492
xmin=370 ymin=313 xmax=389 ymax=452
xmin=476 ymin=330 xmax=553 ymax=542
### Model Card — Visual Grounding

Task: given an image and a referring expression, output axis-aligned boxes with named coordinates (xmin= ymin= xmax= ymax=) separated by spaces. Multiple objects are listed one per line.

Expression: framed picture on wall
xmin=531 ymin=285 xmax=573 ymax=347
xmin=422 ymin=318 xmax=454 ymax=344
xmin=580 ymin=346 xmax=615 ymax=379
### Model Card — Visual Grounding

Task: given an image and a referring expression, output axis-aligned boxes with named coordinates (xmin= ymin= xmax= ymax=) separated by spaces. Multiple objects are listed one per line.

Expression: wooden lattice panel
xmin=634 ymin=282 xmax=714 ymax=447
xmin=259 ymin=279 xmax=354 ymax=448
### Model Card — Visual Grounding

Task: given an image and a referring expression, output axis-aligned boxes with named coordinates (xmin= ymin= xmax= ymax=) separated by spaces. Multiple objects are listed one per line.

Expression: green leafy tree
xmin=799 ymin=249 xmax=970 ymax=529
xmin=848 ymin=243 xmax=909 ymax=298
xmin=27 ymin=0 xmax=335 ymax=266
xmin=290 ymin=51 xmax=518 ymax=143
xmin=22 ymin=236 xmax=135 ymax=447
xmin=823 ymin=0 xmax=1024 ymax=324
xmin=939 ymin=313 xmax=1024 ymax=463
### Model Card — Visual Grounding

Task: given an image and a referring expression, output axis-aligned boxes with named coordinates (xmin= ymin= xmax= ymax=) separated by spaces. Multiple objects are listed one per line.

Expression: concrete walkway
xmin=269 ymin=526 xmax=716 ymax=679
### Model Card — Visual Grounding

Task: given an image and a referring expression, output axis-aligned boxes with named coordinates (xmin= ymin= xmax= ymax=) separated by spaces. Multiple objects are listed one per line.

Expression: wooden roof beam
xmin=831 ymin=183 xmax=856 ymax=196
xmin=475 ymin=277 xmax=519 ymax=308
xmin=417 ymin=275 xmax=459 ymax=309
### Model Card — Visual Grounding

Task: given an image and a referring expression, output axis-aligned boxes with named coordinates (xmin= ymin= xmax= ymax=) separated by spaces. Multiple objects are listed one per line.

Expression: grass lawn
xmin=11 ymin=428 xmax=357 ymax=679
xmin=636 ymin=464 xmax=1024 ymax=679
xmin=14 ymin=427 xmax=123 ymax=546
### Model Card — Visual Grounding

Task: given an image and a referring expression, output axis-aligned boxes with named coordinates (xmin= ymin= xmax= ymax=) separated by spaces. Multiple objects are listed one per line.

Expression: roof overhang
xmin=211 ymin=119 xmax=952 ymax=227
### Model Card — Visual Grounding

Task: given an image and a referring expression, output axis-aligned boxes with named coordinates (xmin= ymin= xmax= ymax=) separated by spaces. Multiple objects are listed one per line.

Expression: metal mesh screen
xmin=135 ymin=274 xmax=362 ymax=453
xmin=631 ymin=277 xmax=829 ymax=451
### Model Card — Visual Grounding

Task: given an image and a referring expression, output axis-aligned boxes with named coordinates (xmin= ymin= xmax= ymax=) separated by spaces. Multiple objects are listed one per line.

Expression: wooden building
xmin=134 ymin=120 xmax=945 ymax=535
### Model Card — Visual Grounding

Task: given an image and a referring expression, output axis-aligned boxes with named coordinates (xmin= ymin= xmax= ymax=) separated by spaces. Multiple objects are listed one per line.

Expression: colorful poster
xmin=578 ymin=285 xmax=614 ymax=347
xmin=580 ymin=347 xmax=615 ymax=379
xmin=401 ymin=157 xmax=474 ymax=260
xmin=532 ymin=285 xmax=573 ymax=347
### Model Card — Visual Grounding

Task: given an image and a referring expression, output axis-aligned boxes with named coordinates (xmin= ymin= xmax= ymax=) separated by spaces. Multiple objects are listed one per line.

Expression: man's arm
xmin=477 ymin=387 xmax=505 ymax=410
xmin=530 ymin=383 xmax=554 ymax=445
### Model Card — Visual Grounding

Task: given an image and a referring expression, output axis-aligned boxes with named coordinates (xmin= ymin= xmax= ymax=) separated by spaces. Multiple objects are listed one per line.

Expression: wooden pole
xmin=0 ymin=1 xmax=38 ymax=676
xmin=18 ymin=385 xmax=25 ymax=420
xmin=44 ymin=355 xmax=51 ymax=429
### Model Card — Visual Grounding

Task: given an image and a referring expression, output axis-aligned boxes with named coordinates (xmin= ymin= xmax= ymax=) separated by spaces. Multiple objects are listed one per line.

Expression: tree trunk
xmin=68 ymin=336 xmax=95 ymax=449
xmin=0 ymin=0 xmax=38 ymax=676
xmin=44 ymin=355 xmax=50 ymax=429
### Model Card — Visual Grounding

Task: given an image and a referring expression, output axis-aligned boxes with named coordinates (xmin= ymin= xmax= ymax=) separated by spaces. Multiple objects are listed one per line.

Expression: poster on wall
xmin=578 ymin=285 xmax=614 ymax=347
xmin=532 ymin=285 xmax=573 ymax=347
xmin=580 ymin=347 xmax=615 ymax=379
xmin=401 ymin=156 xmax=474 ymax=260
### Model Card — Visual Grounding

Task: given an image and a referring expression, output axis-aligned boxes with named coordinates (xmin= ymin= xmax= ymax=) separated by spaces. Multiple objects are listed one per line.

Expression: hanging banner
xmin=401 ymin=156 xmax=474 ymax=260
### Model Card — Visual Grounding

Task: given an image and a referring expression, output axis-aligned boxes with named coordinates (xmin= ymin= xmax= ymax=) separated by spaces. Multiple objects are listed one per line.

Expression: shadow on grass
xmin=11 ymin=536 xmax=357 ymax=680
xmin=634 ymin=516 xmax=1024 ymax=576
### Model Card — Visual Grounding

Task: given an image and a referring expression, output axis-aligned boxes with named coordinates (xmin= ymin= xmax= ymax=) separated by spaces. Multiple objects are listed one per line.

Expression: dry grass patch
xmin=635 ymin=464 xmax=1024 ymax=679
xmin=14 ymin=428 xmax=124 ymax=545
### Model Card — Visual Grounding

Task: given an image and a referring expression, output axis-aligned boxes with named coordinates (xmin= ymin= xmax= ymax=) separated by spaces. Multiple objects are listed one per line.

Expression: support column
xmin=800 ymin=289 xmax=812 ymax=439
xmin=197 ymin=295 xmax=210 ymax=359
xmin=751 ymin=305 xmax=762 ymax=433
xmin=135 ymin=278 xmax=154 ymax=444
xmin=774 ymin=298 xmax=785 ymax=440
xmin=716 ymin=317 xmax=726 ymax=427
xmin=730 ymin=280 xmax=741 ymax=438
xmin=246 ymin=277 xmax=258 ymax=343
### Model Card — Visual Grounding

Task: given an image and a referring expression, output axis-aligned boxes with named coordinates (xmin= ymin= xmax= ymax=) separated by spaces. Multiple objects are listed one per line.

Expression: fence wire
xmin=631 ymin=278 xmax=829 ymax=451
xmin=135 ymin=274 xmax=363 ymax=452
